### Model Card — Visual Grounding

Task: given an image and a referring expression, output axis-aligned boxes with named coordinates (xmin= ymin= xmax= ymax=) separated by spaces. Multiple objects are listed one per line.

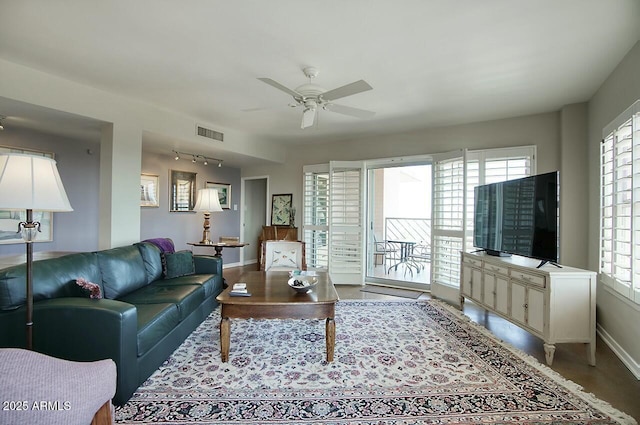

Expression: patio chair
xmin=409 ymin=241 xmax=431 ymax=272
xmin=373 ymin=234 xmax=398 ymax=267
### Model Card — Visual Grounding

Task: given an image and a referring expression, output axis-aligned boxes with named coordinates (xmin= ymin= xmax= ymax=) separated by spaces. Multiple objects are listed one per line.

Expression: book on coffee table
xmin=230 ymin=282 xmax=251 ymax=297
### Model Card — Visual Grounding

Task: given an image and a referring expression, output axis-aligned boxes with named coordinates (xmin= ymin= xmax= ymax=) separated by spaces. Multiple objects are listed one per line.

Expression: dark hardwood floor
xmin=224 ymin=264 xmax=640 ymax=422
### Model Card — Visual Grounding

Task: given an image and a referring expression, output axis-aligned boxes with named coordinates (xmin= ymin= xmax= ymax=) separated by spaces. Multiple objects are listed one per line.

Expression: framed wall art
xmin=271 ymin=193 xmax=292 ymax=226
xmin=140 ymin=173 xmax=159 ymax=207
xmin=0 ymin=145 xmax=54 ymax=244
xmin=170 ymin=170 xmax=196 ymax=212
xmin=205 ymin=182 xmax=231 ymax=209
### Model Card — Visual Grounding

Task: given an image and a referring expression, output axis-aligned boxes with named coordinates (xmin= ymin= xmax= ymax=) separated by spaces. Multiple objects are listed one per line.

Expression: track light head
xmin=171 ymin=150 xmax=223 ymax=168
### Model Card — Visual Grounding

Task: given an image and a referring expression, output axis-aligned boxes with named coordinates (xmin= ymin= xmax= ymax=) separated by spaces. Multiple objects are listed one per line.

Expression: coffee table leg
xmin=220 ymin=317 xmax=230 ymax=362
xmin=326 ymin=317 xmax=335 ymax=362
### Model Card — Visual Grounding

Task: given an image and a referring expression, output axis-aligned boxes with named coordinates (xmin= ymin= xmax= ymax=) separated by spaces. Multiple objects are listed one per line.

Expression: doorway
xmin=366 ymin=163 xmax=432 ymax=290
xmin=241 ymin=176 xmax=268 ymax=267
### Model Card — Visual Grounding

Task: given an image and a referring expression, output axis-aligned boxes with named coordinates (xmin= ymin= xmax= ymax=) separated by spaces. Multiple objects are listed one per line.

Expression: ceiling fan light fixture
xmin=257 ymin=67 xmax=375 ymax=130
xmin=301 ymin=107 xmax=316 ymax=129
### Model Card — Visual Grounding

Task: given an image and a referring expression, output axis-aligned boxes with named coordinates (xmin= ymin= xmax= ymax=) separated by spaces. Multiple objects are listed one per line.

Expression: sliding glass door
xmin=304 ymin=147 xmax=535 ymax=292
xmin=366 ymin=160 xmax=432 ymax=289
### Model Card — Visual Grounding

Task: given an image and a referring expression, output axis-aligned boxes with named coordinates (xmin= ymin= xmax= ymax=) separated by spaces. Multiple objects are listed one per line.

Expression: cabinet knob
xmin=523 ymin=303 xmax=528 ymax=309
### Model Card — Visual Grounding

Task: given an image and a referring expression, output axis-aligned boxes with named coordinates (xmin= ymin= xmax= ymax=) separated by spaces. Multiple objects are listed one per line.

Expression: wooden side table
xmin=188 ymin=242 xmax=249 ymax=258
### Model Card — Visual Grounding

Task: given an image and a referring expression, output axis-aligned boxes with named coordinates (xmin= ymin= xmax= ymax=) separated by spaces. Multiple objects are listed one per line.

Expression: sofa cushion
xmin=120 ymin=284 xmax=204 ymax=321
xmin=0 ymin=253 xmax=101 ymax=311
xmin=97 ymin=246 xmax=148 ymax=300
xmin=156 ymin=274 xmax=218 ymax=298
xmin=162 ymin=251 xmax=195 ymax=279
xmin=134 ymin=303 xmax=180 ymax=357
xmin=135 ymin=242 xmax=164 ymax=283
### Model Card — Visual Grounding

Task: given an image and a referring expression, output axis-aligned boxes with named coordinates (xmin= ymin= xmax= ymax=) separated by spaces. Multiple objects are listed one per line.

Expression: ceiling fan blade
xmin=321 ymin=80 xmax=373 ymax=102
xmin=301 ymin=108 xmax=316 ymax=129
xmin=241 ymin=106 xmax=270 ymax=112
xmin=257 ymin=78 xmax=301 ymax=99
xmin=325 ymin=103 xmax=376 ymax=119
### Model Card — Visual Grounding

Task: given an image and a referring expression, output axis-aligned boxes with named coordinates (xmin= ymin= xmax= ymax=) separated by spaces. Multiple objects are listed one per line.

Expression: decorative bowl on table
xmin=287 ymin=276 xmax=318 ymax=293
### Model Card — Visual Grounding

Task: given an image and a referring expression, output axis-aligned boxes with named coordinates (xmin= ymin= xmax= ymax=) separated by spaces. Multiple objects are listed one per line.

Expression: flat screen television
xmin=473 ymin=171 xmax=559 ymax=267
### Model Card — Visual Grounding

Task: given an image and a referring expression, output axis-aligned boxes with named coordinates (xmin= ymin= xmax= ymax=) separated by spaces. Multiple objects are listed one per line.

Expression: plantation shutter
xmin=465 ymin=147 xmax=535 ymax=252
xmin=600 ymin=100 xmax=640 ymax=303
xmin=430 ymin=150 xmax=466 ymax=304
xmin=302 ymin=164 xmax=330 ymax=270
xmin=329 ymin=161 xmax=364 ymax=284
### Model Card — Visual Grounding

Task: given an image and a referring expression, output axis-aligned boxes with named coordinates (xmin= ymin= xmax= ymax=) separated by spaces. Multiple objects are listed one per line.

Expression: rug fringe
xmin=427 ymin=298 xmax=638 ymax=425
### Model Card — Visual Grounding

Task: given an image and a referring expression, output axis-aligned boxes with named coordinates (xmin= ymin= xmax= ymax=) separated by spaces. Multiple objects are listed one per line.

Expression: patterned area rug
xmin=116 ymin=300 xmax=635 ymax=425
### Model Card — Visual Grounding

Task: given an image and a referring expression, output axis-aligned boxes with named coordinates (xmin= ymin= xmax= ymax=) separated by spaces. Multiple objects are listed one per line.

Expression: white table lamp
xmin=193 ymin=188 xmax=223 ymax=245
xmin=0 ymin=153 xmax=73 ymax=350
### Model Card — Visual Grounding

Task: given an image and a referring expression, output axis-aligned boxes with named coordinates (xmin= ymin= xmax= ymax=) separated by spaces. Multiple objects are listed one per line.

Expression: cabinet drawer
xmin=511 ymin=270 xmax=546 ymax=288
xmin=463 ymin=256 xmax=482 ymax=267
xmin=484 ymin=263 xmax=509 ymax=276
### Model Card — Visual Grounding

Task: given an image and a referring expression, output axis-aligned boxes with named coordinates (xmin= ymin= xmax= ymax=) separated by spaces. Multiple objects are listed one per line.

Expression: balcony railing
xmin=384 ymin=217 xmax=431 ymax=254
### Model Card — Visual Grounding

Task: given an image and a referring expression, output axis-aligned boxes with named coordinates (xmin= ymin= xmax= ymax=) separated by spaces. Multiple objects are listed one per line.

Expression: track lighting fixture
xmin=0 ymin=115 xmax=5 ymax=131
xmin=171 ymin=150 xmax=223 ymax=167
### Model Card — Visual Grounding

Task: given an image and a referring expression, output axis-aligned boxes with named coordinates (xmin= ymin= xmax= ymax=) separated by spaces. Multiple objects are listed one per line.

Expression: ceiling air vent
xmin=196 ymin=125 xmax=224 ymax=142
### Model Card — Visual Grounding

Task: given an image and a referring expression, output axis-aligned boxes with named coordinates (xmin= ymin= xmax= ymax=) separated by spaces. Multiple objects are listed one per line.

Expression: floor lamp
xmin=0 ymin=153 xmax=73 ymax=350
xmin=193 ymin=188 xmax=223 ymax=245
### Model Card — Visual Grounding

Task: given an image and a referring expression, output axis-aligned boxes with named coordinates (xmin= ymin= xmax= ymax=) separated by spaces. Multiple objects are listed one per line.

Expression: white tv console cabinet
xmin=460 ymin=251 xmax=597 ymax=366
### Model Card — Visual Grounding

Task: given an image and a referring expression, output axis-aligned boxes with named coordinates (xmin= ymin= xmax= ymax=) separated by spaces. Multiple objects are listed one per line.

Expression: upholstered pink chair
xmin=0 ymin=348 xmax=117 ymax=425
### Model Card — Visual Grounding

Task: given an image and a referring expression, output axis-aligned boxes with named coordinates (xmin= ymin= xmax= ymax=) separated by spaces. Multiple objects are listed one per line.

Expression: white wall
xmin=588 ymin=41 xmax=640 ymax=378
xmin=243 ymin=111 xmax=562 ymax=243
xmin=0 ymin=58 xmax=283 ymax=249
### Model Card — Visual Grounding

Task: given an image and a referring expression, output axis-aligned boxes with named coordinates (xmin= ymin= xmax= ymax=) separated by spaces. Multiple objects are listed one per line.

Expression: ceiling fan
xmin=257 ymin=67 xmax=375 ymax=129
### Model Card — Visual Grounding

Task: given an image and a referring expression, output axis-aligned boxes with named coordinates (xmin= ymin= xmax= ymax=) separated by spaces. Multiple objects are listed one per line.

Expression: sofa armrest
xmin=193 ymin=255 xmax=222 ymax=276
xmin=32 ymin=298 xmax=138 ymax=405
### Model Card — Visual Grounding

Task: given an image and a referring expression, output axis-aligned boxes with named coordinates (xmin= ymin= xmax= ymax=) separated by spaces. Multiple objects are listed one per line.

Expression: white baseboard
xmin=597 ymin=323 xmax=640 ymax=380
xmin=222 ymin=259 xmax=257 ymax=269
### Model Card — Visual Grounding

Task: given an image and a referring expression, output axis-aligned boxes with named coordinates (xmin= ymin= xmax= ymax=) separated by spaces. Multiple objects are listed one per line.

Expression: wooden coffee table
xmin=215 ymin=271 xmax=339 ymax=362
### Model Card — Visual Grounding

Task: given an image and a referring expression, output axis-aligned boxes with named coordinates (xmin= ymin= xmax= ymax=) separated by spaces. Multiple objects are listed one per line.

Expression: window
xmin=303 ymin=165 xmax=329 ymax=269
xmin=600 ymin=100 xmax=640 ymax=304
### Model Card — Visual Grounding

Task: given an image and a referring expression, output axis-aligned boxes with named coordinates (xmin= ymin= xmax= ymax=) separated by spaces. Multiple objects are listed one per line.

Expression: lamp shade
xmin=193 ymin=188 xmax=222 ymax=213
xmin=0 ymin=153 xmax=73 ymax=212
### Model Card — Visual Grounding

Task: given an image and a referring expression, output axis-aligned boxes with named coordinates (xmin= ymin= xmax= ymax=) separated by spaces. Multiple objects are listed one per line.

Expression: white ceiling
xmin=0 ymin=1 xmax=639 ymax=157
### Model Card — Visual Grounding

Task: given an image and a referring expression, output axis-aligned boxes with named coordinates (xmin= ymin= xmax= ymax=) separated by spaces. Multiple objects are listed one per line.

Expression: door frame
xmin=240 ymin=175 xmax=269 ymax=266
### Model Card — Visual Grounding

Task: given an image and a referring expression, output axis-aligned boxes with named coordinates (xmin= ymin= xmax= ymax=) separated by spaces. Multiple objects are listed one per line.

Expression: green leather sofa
xmin=0 ymin=241 xmax=224 ymax=405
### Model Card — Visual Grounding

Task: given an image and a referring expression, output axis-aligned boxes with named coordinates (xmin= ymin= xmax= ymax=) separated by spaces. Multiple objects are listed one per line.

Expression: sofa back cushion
xmin=135 ymin=242 xmax=164 ymax=283
xmin=97 ymin=246 xmax=148 ymax=299
xmin=0 ymin=253 xmax=101 ymax=311
xmin=161 ymin=250 xmax=195 ymax=279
